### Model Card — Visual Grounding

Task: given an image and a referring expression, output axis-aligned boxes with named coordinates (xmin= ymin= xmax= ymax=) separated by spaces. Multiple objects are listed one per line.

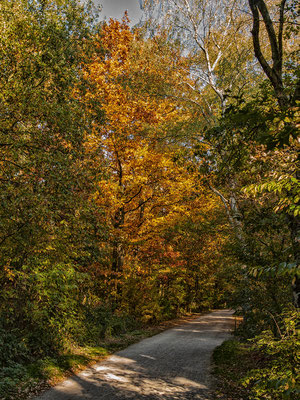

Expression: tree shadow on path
xmin=36 ymin=310 xmax=234 ymax=400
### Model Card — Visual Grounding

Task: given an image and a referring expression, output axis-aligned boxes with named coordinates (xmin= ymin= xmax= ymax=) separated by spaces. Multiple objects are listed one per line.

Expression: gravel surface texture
xmin=35 ymin=309 xmax=234 ymax=400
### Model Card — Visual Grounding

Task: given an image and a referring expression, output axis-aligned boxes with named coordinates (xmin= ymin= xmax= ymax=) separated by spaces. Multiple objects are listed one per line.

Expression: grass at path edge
xmin=3 ymin=312 xmax=204 ymax=400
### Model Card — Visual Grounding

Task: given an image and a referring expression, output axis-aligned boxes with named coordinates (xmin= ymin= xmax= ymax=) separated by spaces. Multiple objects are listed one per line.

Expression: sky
xmin=93 ymin=0 xmax=143 ymax=25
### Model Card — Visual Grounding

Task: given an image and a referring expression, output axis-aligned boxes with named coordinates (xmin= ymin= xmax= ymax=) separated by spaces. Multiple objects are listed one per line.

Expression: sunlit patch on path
xmin=35 ymin=310 xmax=234 ymax=400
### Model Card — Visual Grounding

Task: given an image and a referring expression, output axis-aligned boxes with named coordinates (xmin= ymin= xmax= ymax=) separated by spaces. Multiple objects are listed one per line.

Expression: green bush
xmin=0 ymin=328 xmax=30 ymax=399
xmin=241 ymin=311 xmax=300 ymax=399
xmin=0 ymin=328 xmax=31 ymax=367
xmin=1 ymin=264 xmax=88 ymax=358
xmin=83 ymin=305 xmax=139 ymax=343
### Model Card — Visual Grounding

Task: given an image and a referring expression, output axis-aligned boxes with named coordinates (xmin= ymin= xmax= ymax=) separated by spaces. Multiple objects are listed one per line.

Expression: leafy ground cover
xmin=212 ymin=339 xmax=260 ymax=399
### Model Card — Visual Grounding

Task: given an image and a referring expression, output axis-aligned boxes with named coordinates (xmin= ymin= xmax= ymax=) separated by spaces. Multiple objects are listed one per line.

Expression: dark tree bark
xmin=248 ymin=0 xmax=289 ymax=108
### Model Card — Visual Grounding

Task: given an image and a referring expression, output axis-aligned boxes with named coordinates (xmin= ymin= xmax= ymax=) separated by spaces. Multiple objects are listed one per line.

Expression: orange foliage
xmin=80 ymin=17 xmax=224 ymax=314
xmin=83 ymin=18 xmax=196 ymax=255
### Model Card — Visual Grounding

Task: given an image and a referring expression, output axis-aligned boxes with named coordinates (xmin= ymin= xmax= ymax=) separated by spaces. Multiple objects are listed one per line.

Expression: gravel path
xmin=35 ymin=309 xmax=234 ymax=400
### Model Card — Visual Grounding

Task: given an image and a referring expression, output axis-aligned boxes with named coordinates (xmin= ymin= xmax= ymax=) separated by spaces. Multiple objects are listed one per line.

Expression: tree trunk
xmin=209 ymin=184 xmax=248 ymax=257
xmin=111 ymin=206 xmax=125 ymax=304
xmin=287 ymin=198 xmax=300 ymax=308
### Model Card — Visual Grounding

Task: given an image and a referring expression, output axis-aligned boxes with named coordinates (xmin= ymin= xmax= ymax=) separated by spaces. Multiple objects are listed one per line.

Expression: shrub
xmin=242 ymin=311 xmax=300 ymax=399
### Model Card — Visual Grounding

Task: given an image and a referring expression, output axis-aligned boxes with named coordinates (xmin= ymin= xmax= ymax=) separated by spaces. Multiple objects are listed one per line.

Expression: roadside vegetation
xmin=213 ymin=310 xmax=299 ymax=399
xmin=0 ymin=1 xmax=299 ymax=399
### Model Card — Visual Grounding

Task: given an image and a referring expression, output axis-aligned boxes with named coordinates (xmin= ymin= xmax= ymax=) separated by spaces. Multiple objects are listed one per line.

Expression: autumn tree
xmin=81 ymin=16 xmax=221 ymax=311
xmin=0 ymin=0 xmax=100 ymax=357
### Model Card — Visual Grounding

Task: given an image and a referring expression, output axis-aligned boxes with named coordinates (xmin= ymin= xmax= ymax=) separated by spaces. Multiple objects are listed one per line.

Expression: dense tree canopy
xmin=0 ymin=1 xmax=299 ymax=399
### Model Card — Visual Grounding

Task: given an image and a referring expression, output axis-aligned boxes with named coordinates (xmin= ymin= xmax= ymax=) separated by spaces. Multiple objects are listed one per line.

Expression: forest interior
xmin=0 ymin=0 xmax=299 ymax=399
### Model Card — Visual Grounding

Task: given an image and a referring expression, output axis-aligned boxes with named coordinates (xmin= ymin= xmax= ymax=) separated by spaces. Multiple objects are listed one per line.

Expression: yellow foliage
xmin=83 ymin=18 xmax=199 ymax=245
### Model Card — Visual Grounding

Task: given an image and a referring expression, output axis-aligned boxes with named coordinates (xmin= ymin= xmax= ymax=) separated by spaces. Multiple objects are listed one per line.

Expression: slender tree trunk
xmin=287 ymin=166 xmax=300 ymax=308
xmin=111 ymin=206 xmax=125 ymax=304
xmin=209 ymin=184 xmax=248 ymax=257
xmin=112 ymin=241 xmax=124 ymax=273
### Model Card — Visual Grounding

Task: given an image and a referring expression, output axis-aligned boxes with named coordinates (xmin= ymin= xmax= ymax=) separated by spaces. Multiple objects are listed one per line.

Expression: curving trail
xmin=35 ymin=310 xmax=234 ymax=400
